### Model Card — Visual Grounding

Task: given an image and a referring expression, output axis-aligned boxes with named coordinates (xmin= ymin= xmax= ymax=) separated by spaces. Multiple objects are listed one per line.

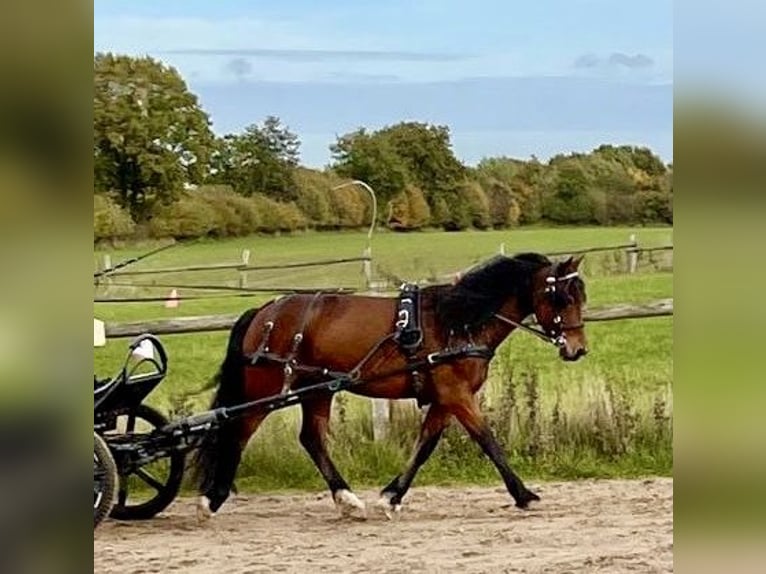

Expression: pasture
xmin=94 ymin=226 xmax=673 ymax=490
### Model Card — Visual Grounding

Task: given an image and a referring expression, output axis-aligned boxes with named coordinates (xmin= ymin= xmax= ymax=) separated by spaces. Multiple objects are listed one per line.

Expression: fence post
xmin=627 ymin=234 xmax=638 ymax=274
xmin=371 ymin=399 xmax=390 ymax=441
xmin=239 ymin=249 xmax=250 ymax=289
xmin=362 ymin=246 xmax=372 ymax=289
xmin=100 ymin=254 xmax=112 ymax=292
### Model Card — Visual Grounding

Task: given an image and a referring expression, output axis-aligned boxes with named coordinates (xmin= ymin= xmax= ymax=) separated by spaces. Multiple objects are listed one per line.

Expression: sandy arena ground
xmin=94 ymin=477 xmax=672 ymax=573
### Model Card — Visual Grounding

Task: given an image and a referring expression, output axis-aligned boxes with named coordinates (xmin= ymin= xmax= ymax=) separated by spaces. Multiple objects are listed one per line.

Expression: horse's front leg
xmin=452 ymin=396 xmax=540 ymax=509
xmin=377 ymin=403 xmax=451 ymax=518
xmin=299 ymin=395 xmax=366 ymax=518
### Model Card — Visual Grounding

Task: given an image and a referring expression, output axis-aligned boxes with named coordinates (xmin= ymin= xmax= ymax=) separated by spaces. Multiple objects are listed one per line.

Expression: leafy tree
xmin=459 ymin=180 xmax=491 ymax=229
xmin=543 ymin=162 xmax=595 ymax=224
xmin=330 ymin=128 xmax=408 ymax=206
xmin=475 ymin=157 xmax=525 ymax=185
xmin=94 ymin=53 xmax=214 ymax=221
xmin=483 ymin=178 xmax=520 ymax=228
xmin=211 ymin=116 xmax=300 ymax=201
xmin=330 ymin=122 xmax=465 ymax=211
xmin=593 ymin=144 xmax=667 ymax=177
xmin=378 ymin=122 xmax=465 ymax=200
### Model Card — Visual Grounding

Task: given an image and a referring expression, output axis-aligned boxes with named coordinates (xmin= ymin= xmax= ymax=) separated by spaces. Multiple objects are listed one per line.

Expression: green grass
xmin=95 ymin=226 xmax=672 ymax=296
xmin=94 ymin=227 xmax=673 ymax=493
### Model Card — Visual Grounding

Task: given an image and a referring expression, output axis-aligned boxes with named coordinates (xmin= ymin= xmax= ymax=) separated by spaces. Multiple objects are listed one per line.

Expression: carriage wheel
xmin=108 ymin=404 xmax=186 ymax=521
xmin=94 ymin=432 xmax=118 ymax=528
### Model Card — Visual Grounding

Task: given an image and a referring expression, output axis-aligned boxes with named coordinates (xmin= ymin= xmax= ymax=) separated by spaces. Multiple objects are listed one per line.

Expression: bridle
xmin=494 ymin=270 xmax=584 ymax=348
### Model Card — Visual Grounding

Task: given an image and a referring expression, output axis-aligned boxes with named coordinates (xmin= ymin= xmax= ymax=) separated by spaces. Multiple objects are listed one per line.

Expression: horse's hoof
xmin=375 ymin=493 xmax=402 ymax=521
xmin=196 ymin=496 xmax=215 ymax=522
xmin=333 ymin=489 xmax=367 ymax=519
xmin=515 ymin=490 xmax=541 ymax=510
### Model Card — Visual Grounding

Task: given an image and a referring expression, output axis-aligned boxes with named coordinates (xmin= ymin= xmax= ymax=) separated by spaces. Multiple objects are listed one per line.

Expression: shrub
xmin=293 ymin=168 xmax=333 ymax=227
xmin=437 ymin=189 xmax=472 ymax=231
xmin=387 ymin=185 xmax=431 ymax=230
xmin=635 ymin=190 xmax=673 ymax=224
xmin=196 ymin=185 xmax=261 ymax=236
xmin=149 ymin=193 xmax=217 ymax=239
xmin=458 ymin=180 xmax=491 ymax=229
xmin=251 ymin=194 xmax=308 ymax=232
xmin=328 ymin=185 xmax=367 ymax=228
xmin=94 ymin=194 xmax=136 ymax=241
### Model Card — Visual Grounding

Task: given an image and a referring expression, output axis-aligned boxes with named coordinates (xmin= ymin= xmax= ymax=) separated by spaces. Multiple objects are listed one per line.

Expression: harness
xmin=242 ymin=269 xmax=582 ymax=407
xmin=494 ymin=271 xmax=583 ymax=348
xmin=392 ymin=283 xmax=432 ymax=404
xmin=394 ymin=283 xmax=423 ymax=354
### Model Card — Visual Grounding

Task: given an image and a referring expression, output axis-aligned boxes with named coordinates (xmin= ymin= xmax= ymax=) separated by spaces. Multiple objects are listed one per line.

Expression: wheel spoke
xmin=135 ymin=468 xmax=165 ymax=492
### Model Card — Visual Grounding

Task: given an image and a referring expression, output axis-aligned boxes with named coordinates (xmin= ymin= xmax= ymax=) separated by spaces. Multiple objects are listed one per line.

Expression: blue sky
xmin=94 ymin=0 xmax=673 ymax=167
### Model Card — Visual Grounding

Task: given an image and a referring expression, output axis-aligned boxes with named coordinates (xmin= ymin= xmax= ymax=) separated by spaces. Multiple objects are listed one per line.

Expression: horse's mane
xmin=433 ymin=253 xmax=552 ymax=332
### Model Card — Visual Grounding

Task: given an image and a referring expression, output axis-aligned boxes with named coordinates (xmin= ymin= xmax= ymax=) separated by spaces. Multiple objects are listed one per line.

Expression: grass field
xmin=94 ymin=226 xmax=673 ymax=491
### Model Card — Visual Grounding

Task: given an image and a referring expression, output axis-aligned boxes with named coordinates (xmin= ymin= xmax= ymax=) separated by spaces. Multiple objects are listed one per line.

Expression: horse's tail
xmin=191 ymin=305 xmax=262 ymax=502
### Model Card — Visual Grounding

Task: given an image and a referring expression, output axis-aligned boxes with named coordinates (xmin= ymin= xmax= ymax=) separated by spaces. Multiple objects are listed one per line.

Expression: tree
xmin=330 ymin=128 xmax=408 ymax=206
xmin=543 ymin=161 xmax=595 ymax=224
xmin=330 ymin=121 xmax=466 ymax=211
xmin=210 ymin=116 xmax=301 ymax=201
xmin=378 ymin=122 xmax=466 ymax=200
xmin=94 ymin=53 xmax=214 ymax=221
xmin=482 ymin=178 xmax=519 ymax=228
xmin=475 ymin=156 xmax=525 ymax=185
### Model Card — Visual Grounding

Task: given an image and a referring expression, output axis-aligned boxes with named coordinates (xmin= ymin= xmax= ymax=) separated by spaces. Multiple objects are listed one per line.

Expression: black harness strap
xmin=392 ymin=283 xmax=429 ymax=402
xmin=394 ymin=283 xmax=423 ymax=355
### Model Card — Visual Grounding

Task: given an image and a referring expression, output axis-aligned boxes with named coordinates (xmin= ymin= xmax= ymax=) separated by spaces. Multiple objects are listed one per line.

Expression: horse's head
xmin=532 ymin=255 xmax=588 ymax=362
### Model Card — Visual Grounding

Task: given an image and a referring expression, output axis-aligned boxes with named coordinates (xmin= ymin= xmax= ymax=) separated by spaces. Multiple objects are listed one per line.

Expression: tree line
xmin=94 ymin=53 xmax=673 ymax=242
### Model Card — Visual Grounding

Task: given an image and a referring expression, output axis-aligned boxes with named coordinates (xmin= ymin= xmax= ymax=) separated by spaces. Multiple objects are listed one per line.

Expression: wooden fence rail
xmin=104 ymin=256 xmax=371 ymax=278
xmin=102 ymin=298 xmax=673 ymax=339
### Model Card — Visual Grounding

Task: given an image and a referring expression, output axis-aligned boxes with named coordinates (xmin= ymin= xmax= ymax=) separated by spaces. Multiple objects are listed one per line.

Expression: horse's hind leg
xmin=197 ymin=413 xmax=266 ymax=520
xmin=377 ymin=404 xmax=451 ymax=518
xmin=452 ymin=396 xmax=540 ymax=509
xmin=299 ymin=395 xmax=365 ymax=518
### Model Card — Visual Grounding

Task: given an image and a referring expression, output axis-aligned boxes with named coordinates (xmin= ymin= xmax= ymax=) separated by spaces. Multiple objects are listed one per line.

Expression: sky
xmin=94 ymin=0 xmax=673 ymax=168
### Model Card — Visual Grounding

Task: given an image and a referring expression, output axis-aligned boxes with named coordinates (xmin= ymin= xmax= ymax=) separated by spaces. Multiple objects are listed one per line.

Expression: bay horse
xmin=193 ymin=252 xmax=588 ymax=519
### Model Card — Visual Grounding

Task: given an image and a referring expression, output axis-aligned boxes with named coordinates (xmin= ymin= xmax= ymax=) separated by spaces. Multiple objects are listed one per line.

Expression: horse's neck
xmin=478 ymin=297 xmax=532 ymax=350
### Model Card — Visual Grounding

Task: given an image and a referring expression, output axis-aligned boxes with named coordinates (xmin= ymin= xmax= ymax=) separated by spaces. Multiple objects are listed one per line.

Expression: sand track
xmin=94 ymin=477 xmax=672 ymax=573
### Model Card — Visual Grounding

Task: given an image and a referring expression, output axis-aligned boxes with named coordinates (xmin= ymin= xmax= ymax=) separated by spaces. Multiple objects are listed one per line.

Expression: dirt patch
xmin=95 ymin=477 xmax=672 ymax=573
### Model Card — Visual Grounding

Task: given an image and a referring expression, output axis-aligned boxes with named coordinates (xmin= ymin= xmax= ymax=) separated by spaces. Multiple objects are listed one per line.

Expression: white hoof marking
xmin=375 ymin=493 xmax=402 ymax=521
xmin=333 ymin=489 xmax=367 ymax=518
xmin=196 ymin=496 xmax=214 ymax=522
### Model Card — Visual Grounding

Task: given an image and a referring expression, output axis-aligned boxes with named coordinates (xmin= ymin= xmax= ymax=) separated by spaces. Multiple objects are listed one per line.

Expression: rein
xmin=493 ymin=313 xmax=567 ymax=348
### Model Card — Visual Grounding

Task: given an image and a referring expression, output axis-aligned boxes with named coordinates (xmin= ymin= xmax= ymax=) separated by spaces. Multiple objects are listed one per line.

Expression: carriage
xmin=93 ymin=332 xmax=388 ymax=528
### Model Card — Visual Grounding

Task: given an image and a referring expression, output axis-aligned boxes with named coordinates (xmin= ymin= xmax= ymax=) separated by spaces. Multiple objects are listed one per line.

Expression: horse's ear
xmin=561 ymin=255 xmax=584 ymax=272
